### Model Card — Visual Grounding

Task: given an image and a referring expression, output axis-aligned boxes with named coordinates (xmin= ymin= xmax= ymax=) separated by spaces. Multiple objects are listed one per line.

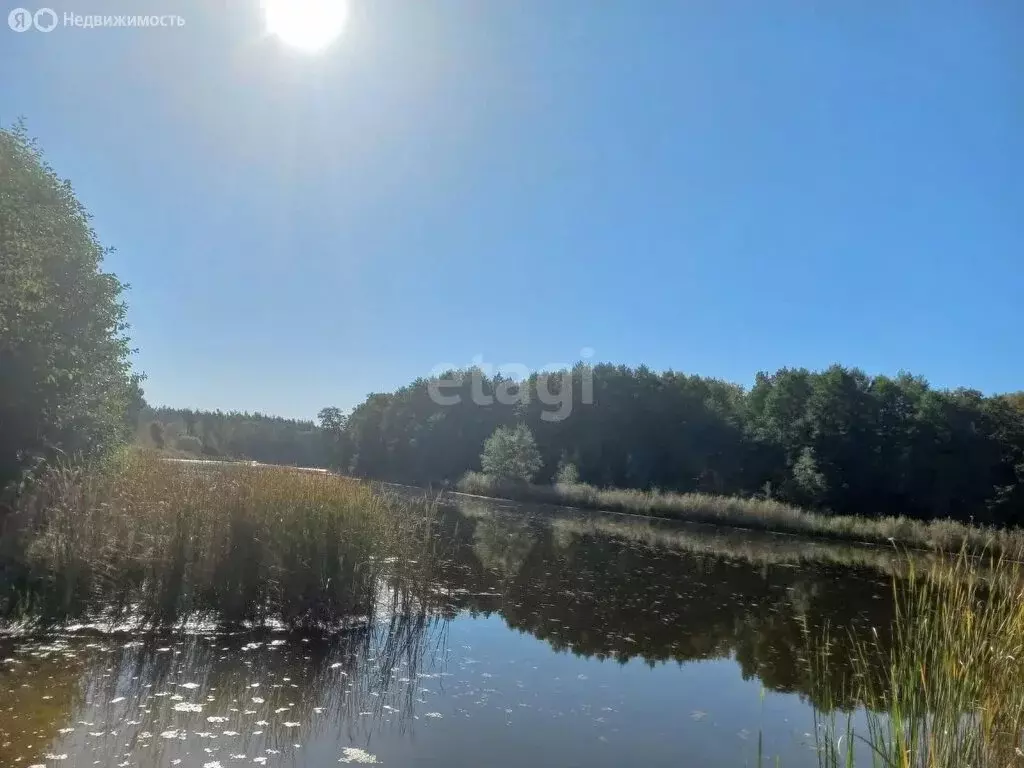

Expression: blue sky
xmin=4 ymin=1 xmax=1022 ymax=419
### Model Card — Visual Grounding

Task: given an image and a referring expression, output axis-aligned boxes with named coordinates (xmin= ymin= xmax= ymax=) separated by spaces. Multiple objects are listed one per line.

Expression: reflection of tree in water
xmin=439 ymin=500 xmax=898 ymax=710
xmin=470 ymin=510 xmax=540 ymax=579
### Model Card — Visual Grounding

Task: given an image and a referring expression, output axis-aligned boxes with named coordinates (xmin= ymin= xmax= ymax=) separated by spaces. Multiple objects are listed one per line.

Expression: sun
xmin=261 ymin=0 xmax=349 ymax=53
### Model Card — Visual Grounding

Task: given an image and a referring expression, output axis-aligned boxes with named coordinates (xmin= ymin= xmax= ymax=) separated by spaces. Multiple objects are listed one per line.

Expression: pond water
xmin=1 ymin=495 xmax=908 ymax=767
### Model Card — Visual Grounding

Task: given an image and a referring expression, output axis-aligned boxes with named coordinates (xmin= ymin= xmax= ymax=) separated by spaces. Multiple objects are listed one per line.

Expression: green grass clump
xmin=455 ymin=472 xmax=1024 ymax=555
xmin=1 ymin=450 xmax=438 ymax=630
xmin=813 ymin=550 xmax=1024 ymax=767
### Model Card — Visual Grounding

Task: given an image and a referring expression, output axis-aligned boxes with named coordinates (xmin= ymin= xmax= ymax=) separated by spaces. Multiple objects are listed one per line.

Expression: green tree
xmin=554 ymin=457 xmax=580 ymax=484
xmin=481 ymin=424 xmax=542 ymax=483
xmin=0 ymin=122 xmax=139 ymax=487
xmin=792 ymin=447 xmax=828 ymax=506
xmin=317 ymin=406 xmax=351 ymax=471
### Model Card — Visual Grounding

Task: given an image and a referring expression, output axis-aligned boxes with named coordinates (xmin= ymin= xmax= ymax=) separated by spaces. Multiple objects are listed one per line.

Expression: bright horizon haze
xmin=3 ymin=0 xmax=1022 ymax=419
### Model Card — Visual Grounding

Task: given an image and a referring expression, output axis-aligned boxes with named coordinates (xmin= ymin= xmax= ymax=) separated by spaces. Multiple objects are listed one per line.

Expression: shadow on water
xmin=1 ymin=492 xmax=921 ymax=766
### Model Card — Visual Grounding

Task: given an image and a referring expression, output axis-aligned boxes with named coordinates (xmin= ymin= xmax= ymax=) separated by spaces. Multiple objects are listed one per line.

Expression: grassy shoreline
xmin=455 ymin=471 xmax=1024 ymax=556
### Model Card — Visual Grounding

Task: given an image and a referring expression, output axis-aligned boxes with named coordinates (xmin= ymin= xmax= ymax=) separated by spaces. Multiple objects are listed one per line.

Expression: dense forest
xmin=141 ymin=407 xmax=326 ymax=467
xmin=331 ymin=367 xmax=1024 ymax=526
xmin=139 ymin=365 xmax=1024 ymax=531
xmin=4 ymin=121 xmax=1024 ymax=530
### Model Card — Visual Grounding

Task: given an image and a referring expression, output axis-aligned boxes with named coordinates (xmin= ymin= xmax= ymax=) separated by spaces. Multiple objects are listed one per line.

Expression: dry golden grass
xmin=1 ymin=450 xmax=438 ymax=630
xmin=456 ymin=472 xmax=1024 ymax=556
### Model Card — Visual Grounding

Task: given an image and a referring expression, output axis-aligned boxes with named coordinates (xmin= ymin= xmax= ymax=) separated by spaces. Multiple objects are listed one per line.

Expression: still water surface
xmin=1 ymin=496 xmax=905 ymax=767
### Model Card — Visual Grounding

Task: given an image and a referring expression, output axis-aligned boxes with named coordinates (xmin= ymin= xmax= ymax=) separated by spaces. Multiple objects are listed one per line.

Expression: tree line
xmin=324 ymin=366 xmax=1024 ymax=525
xmin=5 ymin=121 xmax=1024 ymax=528
xmin=141 ymin=406 xmax=327 ymax=467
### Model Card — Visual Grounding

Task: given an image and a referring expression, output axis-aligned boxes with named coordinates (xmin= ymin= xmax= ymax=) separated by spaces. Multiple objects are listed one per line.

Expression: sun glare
xmin=261 ymin=0 xmax=349 ymax=53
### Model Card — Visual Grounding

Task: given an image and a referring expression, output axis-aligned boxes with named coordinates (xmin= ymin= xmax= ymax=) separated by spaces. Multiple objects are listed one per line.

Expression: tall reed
xmin=814 ymin=550 xmax=1024 ymax=767
xmin=1 ymin=450 xmax=439 ymax=630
